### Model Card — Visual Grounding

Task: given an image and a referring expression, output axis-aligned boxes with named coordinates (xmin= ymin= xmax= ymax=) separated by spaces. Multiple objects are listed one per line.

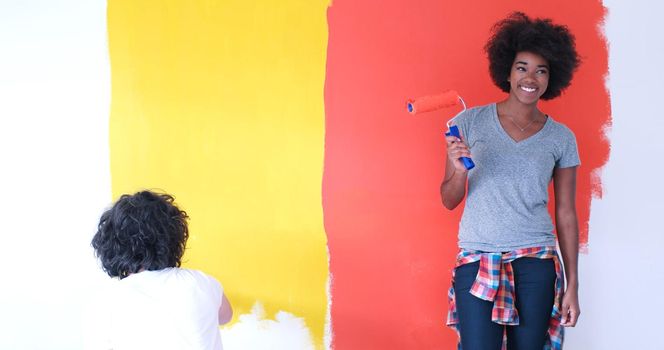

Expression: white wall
xmin=565 ymin=1 xmax=664 ymax=348
xmin=0 ymin=1 xmax=111 ymax=349
xmin=0 ymin=0 xmax=662 ymax=349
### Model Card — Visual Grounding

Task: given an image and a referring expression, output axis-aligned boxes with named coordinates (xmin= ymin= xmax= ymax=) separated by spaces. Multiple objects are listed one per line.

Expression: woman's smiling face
xmin=508 ymin=51 xmax=550 ymax=105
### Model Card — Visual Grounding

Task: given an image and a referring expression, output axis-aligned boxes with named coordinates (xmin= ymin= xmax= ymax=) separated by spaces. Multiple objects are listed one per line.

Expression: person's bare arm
xmin=441 ymin=135 xmax=470 ymax=210
xmin=553 ymin=166 xmax=580 ymax=327
xmin=218 ymin=293 xmax=233 ymax=325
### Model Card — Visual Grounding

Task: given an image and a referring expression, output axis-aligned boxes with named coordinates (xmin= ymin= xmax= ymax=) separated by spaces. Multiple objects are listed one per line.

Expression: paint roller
xmin=406 ymin=90 xmax=475 ymax=170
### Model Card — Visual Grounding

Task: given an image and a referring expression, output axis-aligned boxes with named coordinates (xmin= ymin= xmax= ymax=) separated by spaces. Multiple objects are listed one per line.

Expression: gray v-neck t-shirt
xmin=453 ymin=103 xmax=580 ymax=252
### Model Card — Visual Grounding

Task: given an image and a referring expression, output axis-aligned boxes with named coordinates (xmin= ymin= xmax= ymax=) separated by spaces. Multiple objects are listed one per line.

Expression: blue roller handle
xmin=445 ymin=125 xmax=475 ymax=170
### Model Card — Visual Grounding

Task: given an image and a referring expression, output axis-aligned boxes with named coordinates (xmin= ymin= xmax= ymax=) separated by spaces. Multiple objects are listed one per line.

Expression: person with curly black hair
xmin=90 ymin=190 xmax=232 ymax=349
xmin=441 ymin=12 xmax=580 ymax=350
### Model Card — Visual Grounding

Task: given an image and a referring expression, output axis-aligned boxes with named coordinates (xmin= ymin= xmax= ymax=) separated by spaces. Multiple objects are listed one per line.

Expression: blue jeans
xmin=453 ymin=257 xmax=556 ymax=350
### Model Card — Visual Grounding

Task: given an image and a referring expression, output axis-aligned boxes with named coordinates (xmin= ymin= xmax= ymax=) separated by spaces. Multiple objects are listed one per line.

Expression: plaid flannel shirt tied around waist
xmin=446 ymin=246 xmax=564 ymax=350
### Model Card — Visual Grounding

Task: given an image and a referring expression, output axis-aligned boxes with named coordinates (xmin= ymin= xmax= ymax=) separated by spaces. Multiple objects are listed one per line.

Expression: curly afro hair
xmin=485 ymin=12 xmax=580 ymax=100
xmin=92 ymin=190 xmax=189 ymax=279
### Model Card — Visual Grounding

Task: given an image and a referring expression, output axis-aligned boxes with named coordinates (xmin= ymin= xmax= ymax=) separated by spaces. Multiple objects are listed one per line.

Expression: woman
xmin=442 ymin=12 xmax=581 ymax=350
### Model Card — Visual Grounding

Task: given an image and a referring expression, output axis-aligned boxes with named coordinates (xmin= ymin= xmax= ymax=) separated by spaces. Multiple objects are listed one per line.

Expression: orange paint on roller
xmin=407 ymin=90 xmax=461 ymax=115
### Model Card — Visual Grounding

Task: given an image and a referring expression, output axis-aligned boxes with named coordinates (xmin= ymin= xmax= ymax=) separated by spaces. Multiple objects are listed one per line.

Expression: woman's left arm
xmin=553 ymin=166 xmax=581 ymax=327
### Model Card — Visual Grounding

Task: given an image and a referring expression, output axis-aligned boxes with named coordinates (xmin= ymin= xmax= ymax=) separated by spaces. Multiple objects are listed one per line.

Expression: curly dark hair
xmin=92 ymin=190 xmax=189 ymax=279
xmin=485 ymin=12 xmax=580 ymax=100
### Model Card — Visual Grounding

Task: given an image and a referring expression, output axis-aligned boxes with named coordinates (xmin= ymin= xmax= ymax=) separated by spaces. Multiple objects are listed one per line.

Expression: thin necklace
xmin=506 ymin=114 xmax=537 ymax=132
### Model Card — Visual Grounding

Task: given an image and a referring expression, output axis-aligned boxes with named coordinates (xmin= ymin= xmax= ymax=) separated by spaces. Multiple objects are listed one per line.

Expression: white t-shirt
xmin=89 ymin=268 xmax=224 ymax=350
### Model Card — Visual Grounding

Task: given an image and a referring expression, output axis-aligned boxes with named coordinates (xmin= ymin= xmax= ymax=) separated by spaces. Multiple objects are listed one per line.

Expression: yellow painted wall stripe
xmin=108 ymin=0 xmax=330 ymax=345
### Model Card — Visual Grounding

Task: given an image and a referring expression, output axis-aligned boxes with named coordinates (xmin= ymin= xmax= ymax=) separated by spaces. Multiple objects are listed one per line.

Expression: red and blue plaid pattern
xmin=447 ymin=246 xmax=564 ymax=350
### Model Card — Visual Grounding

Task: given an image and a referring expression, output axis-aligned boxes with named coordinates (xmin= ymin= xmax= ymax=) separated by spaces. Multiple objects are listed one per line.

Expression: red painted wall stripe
xmin=324 ymin=1 xmax=609 ymax=348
